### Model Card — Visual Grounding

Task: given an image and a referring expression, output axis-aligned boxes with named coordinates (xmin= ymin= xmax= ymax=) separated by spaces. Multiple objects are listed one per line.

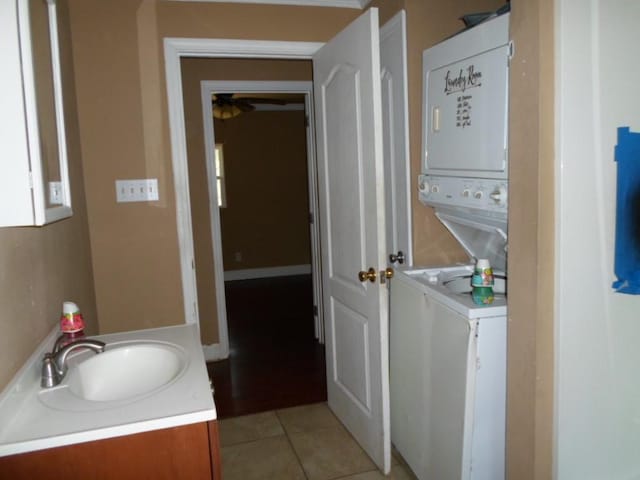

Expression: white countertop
xmin=0 ymin=324 xmax=216 ymax=457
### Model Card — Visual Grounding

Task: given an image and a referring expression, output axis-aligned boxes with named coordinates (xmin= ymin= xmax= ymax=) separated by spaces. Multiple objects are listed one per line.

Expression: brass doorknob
xmin=358 ymin=267 xmax=377 ymax=283
xmin=383 ymin=267 xmax=394 ymax=279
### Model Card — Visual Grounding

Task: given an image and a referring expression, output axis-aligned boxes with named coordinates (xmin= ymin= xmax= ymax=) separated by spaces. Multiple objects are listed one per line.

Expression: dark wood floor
xmin=207 ymin=274 xmax=327 ymax=419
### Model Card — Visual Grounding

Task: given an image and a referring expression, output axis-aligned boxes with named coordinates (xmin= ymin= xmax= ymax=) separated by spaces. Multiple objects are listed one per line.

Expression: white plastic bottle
xmin=471 ymin=259 xmax=494 ymax=305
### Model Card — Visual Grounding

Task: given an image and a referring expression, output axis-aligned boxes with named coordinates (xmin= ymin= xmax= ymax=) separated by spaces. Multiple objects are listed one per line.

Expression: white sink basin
xmin=39 ymin=341 xmax=188 ymax=410
xmin=66 ymin=343 xmax=186 ymax=402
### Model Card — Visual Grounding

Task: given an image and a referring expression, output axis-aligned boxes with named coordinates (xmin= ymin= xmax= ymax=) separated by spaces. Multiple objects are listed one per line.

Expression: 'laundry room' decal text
xmin=444 ymin=65 xmax=482 ymax=95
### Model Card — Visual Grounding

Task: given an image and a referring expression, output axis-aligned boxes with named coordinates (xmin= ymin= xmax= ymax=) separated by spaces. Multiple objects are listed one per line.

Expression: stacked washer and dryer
xmin=390 ymin=13 xmax=511 ymax=480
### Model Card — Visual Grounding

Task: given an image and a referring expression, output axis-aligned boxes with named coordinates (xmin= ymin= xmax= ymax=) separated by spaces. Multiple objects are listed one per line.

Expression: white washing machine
xmin=390 ymin=263 xmax=507 ymax=480
xmin=390 ymin=11 xmax=510 ymax=480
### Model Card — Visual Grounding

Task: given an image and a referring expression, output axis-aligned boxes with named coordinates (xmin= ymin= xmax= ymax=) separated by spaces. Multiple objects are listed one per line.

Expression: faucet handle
xmin=41 ymin=353 xmax=60 ymax=388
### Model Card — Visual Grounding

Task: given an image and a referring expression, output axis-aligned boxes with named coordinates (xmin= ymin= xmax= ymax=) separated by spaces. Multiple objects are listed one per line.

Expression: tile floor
xmin=219 ymin=402 xmax=417 ymax=480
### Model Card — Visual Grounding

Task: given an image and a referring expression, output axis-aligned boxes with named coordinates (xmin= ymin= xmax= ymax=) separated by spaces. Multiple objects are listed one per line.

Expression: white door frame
xmin=163 ymin=38 xmax=323 ymax=336
xmin=199 ymin=80 xmax=322 ymax=360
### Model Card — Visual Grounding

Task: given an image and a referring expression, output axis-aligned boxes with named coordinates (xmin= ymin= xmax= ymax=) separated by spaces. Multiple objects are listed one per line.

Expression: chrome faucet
xmin=41 ymin=339 xmax=106 ymax=388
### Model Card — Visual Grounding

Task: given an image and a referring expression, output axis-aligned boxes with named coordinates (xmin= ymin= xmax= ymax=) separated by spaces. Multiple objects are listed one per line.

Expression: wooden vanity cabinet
xmin=0 ymin=420 xmax=222 ymax=480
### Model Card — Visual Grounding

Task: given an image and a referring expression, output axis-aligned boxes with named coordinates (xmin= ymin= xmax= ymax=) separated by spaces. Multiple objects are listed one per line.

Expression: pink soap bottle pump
xmin=54 ymin=301 xmax=86 ymax=351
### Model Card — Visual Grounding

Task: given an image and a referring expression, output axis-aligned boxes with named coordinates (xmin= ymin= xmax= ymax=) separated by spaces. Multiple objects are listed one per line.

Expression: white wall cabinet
xmin=0 ymin=0 xmax=72 ymax=227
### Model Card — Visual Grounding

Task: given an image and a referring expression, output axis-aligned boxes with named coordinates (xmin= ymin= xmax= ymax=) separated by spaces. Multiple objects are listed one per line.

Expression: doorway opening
xmin=163 ymin=37 xmax=323 ymax=333
xmin=178 ymin=64 xmax=327 ymax=417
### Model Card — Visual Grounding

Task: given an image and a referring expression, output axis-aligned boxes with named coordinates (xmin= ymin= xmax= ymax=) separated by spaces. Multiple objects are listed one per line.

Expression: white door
xmin=380 ymin=11 xmax=413 ymax=268
xmin=313 ymin=8 xmax=390 ymax=473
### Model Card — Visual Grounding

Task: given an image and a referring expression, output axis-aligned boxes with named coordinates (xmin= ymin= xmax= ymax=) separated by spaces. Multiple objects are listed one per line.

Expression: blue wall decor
xmin=612 ymin=127 xmax=640 ymax=294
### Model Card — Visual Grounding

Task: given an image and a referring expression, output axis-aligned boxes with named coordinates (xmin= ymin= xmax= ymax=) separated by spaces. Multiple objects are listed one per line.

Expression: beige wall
xmin=217 ymin=111 xmax=311 ymax=271
xmin=181 ymin=57 xmax=313 ymax=345
xmin=67 ymin=0 xmax=358 ymax=335
xmin=507 ymin=1 xmax=555 ymax=479
xmin=68 ymin=1 xmax=184 ymax=334
xmin=0 ymin=0 xmax=97 ymax=390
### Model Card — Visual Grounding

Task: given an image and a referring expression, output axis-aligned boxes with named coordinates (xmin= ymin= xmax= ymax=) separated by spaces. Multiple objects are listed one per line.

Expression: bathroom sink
xmin=66 ymin=342 xmax=186 ymax=402
xmin=39 ymin=341 xmax=188 ymax=410
xmin=0 ymin=325 xmax=214 ymax=457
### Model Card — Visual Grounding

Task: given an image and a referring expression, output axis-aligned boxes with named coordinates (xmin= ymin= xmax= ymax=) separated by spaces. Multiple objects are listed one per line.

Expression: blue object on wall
xmin=612 ymin=127 xmax=640 ymax=294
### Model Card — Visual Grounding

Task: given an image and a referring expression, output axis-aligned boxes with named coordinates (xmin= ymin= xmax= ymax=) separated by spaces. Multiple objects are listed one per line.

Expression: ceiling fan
xmin=212 ymin=93 xmax=289 ymax=120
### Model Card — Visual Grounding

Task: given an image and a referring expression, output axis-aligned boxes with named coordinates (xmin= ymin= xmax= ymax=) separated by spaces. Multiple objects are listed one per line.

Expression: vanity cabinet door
xmin=0 ymin=420 xmax=222 ymax=479
xmin=0 ymin=0 xmax=72 ymax=227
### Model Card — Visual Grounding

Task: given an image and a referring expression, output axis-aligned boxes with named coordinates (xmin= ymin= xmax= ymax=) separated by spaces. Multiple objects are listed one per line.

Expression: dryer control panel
xmin=418 ymin=174 xmax=508 ymax=217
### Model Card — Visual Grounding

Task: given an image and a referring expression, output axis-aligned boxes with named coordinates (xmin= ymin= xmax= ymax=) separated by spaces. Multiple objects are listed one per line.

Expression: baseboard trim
xmin=224 ymin=264 xmax=311 ymax=281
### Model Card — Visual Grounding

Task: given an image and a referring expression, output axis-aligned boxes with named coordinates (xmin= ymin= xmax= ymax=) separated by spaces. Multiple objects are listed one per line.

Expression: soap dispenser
xmin=55 ymin=301 xmax=86 ymax=351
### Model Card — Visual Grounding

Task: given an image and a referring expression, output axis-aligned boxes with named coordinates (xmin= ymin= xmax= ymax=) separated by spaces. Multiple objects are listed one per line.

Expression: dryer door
xmin=423 ymin=44 xmax=510 ymax=179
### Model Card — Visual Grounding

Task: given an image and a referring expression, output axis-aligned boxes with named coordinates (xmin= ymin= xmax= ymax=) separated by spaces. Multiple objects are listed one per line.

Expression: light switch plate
xmin=48 ymin=181 xmax=63 ymax=205
xmin=115 ymin=179 xmax=159 ymax=203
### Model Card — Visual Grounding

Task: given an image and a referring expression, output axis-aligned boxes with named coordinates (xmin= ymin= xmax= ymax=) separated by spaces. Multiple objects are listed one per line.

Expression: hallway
xmin=207 ymin=275 xmax=326 ymax=418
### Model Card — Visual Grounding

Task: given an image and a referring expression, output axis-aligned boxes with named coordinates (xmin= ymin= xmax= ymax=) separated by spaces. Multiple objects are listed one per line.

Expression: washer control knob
xmin=418 ymin=180 xmax=429 ymax=193
xmin=431 ymin=185 xmax=440 ymax=194
xmin=462 ymin=189 xmax=471 ymax=198
xmin=474 ymin=191 xmax=483 ymax=199
xmin=490 ymin=186 xmax=508 ymax=206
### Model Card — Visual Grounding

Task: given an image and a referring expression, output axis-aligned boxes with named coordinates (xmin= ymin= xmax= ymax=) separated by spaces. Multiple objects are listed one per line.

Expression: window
xmin=214 ymin=144 xmax=227 ymax=208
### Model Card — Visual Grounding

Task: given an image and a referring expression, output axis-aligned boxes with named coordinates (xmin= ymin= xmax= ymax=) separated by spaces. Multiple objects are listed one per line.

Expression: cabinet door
xmin=0 ymin=0 xmax=72 ymax=227
xmin=0 ymin=0 xmax=34 ymax=225
xmin=0 ymin=422 xmax=220 ymax=479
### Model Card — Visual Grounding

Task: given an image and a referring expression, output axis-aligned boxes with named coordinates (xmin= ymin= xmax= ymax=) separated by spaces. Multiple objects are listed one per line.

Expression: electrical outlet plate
xmin=115 ymin=179 xmax=159 ymax=203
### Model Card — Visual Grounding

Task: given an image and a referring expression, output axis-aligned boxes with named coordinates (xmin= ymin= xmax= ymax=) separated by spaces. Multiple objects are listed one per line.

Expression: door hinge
xmin=508 ymin=40 xmax=515 ymax=63
xmin=309 ymin=212 xmax=314 ymax=224
xmin=313 ymin=305 xmax=318 ymax=316
xmin=305 ymin=115 xmax=309 ymax=128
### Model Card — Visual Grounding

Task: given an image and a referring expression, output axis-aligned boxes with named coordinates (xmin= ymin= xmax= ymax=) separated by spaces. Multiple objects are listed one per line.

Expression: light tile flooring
xmin=219 ymin=403 xmax=418 ymax=480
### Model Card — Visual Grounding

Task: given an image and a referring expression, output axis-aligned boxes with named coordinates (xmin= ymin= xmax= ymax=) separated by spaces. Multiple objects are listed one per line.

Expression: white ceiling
xmin=166 ymin=0 xmax=371 ymax=9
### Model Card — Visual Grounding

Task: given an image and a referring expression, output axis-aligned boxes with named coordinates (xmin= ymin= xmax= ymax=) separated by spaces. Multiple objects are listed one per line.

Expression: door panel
xmin=313 ymin=7 xmax=390 ymax=473
xmin=332 ymin=299 xmax=371 ymax=410
xmin=380 ymin=11 xmax=412 ymax=267
xmin=323 ymin=64 xmax=366 ymax=287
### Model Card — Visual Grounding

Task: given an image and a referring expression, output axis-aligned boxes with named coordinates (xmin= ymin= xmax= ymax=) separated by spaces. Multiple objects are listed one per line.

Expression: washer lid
xmin=435 ymin=208 xmax=507 ymax=272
